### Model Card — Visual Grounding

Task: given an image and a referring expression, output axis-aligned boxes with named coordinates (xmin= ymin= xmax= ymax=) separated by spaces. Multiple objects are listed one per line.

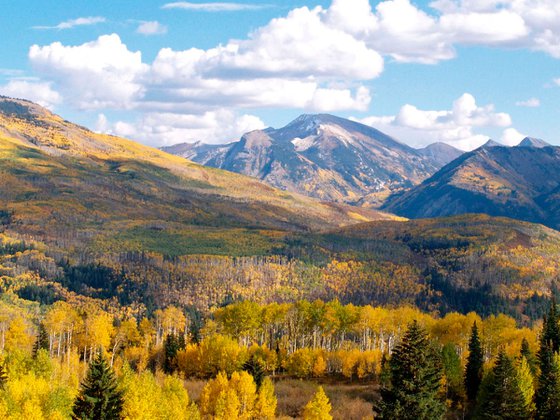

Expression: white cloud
xmin=515 ymin=98 xmax=540 ymax=107
xmin=99 ymin=109 xmax=266 ymax=146
xmin=29 ymin=34 xmax=149 ymax=110
xmin=554 ymin=78 xmax=560 ymax=86
xmin=162 ymin=2 xmax=269 ymax=12
xmin=33 ymin=16 xmax=106 ymax=30
xmin=136 ymin=21 xmax=168 ymax=36
xmin=501 ymin=127 xmax=525 ymax=146
xmin=0 ymin=80 xmax=62 ymax=109
xmin=355 ymin=93 xmax=513 ymax=151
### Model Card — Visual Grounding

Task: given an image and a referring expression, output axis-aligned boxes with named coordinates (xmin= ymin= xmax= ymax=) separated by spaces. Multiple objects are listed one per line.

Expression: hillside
xmin=0 ymin=97 xmax=395 ymax=256
xmin=1 ymin=97 xmax=559 ymax=323
xmin=383 ymin=142 xmax=560 ymax=229
xmin=163 ymin=114 xmax=463 ymax=207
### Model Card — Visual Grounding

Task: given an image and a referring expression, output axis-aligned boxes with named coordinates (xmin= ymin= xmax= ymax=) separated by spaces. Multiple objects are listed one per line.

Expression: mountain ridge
xmin=163 ymin=114 xmax=464 ymax=207
xmin=383 ymin=143 xmax=560 ymax=229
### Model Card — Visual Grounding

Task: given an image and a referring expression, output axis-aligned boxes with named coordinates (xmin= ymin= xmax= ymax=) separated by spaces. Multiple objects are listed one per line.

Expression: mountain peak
xmin=480 ymin=139 xmax=503 ymax=148
xmin=518 ymin=137 xmax=550 ymax=148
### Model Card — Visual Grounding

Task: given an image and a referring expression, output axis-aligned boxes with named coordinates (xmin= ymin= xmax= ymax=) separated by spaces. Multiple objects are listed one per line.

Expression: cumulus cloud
xmin=33 ymin=16 xmax=106 ymax=30
xmin=0 ymin=80 xmax=62 ymax=109
xmin=161 ymin=2 xmax=270 ymax=12
xmin=98 ymin=109 xmax=266 ymax=146
xmin=136 ymin=21 xmax=168 ymax=35
xmin=515 ymin=98 xmax=540 ymax=107
xmin=21 ymin=0 xmax=560 ymax=145
xmin=29 ymin=34 xmax=149 ymax=109
xmin=355 ymin=93 xmax=513 ymax=150
xmin=501 ymin=127 xmax=526 ymax=146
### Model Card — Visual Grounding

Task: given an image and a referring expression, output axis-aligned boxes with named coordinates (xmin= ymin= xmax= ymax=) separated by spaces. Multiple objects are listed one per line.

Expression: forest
xmin=1 ymin=282 xmax=559 ymax=419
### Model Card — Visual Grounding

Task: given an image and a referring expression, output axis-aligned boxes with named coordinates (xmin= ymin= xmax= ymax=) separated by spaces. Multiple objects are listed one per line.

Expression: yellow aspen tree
xmin=254 ymin=377 xmax=277 ymax=419
xmin=303 ymin=386 xmax=333 ymax=420
xmin=214 ymin=388 xmax=240 ymax=420
xmin=229 ymin=371 xmax=257 ymax=419
xmin=199 ymin=371 xmax=230 ymax=417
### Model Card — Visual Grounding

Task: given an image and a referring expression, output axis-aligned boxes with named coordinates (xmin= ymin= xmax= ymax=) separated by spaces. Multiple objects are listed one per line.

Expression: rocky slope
xmin=383 ymin=140 xmax=560 ymax=229
xmin=163 ymin=114 xmax=463 ymax=207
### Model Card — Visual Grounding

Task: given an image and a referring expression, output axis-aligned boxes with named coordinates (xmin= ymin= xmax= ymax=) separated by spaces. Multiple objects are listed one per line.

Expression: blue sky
xmin=1 ymin=0 xmax=559 ymax=150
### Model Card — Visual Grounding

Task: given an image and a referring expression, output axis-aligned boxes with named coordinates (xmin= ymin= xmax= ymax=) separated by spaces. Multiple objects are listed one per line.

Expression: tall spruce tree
xmin=465 ymin=321 xmax=484 ymax=403
xmin=163 ymin=332 xmax=183 ymax=374
xmin=475 ymin=350 xmax=530 ymax=419
xmin=243 ymin=355 xmax=265 ymax=389
xmin=33 ymin=323 xmax=49 ymax=357
xmin=535 ymin=299 xmax=560 ymax=419
xmin=378 ymin=320 xmax=445 ymax=420
xmin=72 ymin=353 xmax=124 ymax=420
xmin=535 ymin=341 xmax=560 ymax=419
xmin=542 ymin=299 xmax=560 ymax=352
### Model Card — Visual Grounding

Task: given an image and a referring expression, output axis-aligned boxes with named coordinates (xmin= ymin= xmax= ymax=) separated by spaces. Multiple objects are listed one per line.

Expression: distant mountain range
xmin=163 ymin=114 xmax=463 ymax=206
xmin=383 ymin=138 xmax=560 ymax=229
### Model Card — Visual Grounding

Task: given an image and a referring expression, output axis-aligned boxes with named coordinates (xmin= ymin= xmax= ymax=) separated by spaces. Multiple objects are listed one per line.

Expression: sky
xmin=0 ymin=0 xmax=559 ymax=150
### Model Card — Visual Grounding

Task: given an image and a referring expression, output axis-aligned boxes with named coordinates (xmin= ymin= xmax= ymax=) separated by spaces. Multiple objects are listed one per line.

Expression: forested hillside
xmin=1 ymin=97 xmax=560 ymax=418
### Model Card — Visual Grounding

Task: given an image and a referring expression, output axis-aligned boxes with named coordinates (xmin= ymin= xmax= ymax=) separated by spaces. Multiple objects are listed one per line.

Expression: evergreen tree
xmin=535 ymin=341 xmax=560 ymax=419
xmin=520 ymin=337 xmax=537 ymax=375
xmin=303 ymin=386 xmax=332 ymax=420
xmin=72 ymin=353 xmax=124 ymax=420
xmin=475 ymin=350 xmax=530 ymax=419
xmin=465 ymin=321 xmax=484 ymax=402
xmin=378 ymin=320 xmax=445 ymax=420
xmin=163 ymin=333 xmax=180 ymax=374
xmin=243 ymin=355 xmax=265 ymax=389
xmin=33 ymin=322 xmax=49 ymax=357
xmin=541 ymin=299 xmax=560 ymax=352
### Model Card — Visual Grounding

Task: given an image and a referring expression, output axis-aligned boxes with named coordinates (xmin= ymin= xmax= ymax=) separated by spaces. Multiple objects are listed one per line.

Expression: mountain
xmin=518 ymin=136 xmax=551 ymax=148
xmin=417 ymin=142 xmax=464 ymax=167
xmin=163 ymin=114 xmax=463 ymax=207
xmin=0 ymin=97 xmax=395 ymax=256
xmin=383 ymin=143 xmax=560 ymax=229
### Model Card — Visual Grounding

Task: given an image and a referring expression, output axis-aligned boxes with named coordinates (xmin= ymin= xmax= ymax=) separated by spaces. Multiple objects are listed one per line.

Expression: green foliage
xmin=243 ymin=355 xmax=266 ymax=389
xmin=535 ymin=342 xmax=560 ymax=419
xmin=378 ymin=320 xmax=445 ymax=420
xmin=32 ymin=323 xmax=49 ymax=357
xmin=72 ymin=353 xmax=124 ymax=420
xmin=475 ymin=350 xmax=531 ymax=419
xmin=163 ymin=332 xmax=184 ymax=374
xmin=465 ymin=322 xmax=484 ymax=402
xmin=441 ymin=343 xmax=464 ymax=407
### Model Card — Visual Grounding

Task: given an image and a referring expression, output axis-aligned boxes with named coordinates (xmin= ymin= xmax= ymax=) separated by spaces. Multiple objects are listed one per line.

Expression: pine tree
xmin=535 ymin=341 xmax=560 ymax=419
xmin=163 ymin=332 xmax=180 ymax=374
xmin=72 ymin=352 xmax=124 ymax=420
xmin=303 ymin=386 xmax=332 ymax=420
xmin=520 ymin=337 xmax=537 ymax=375
xmin=542 ymin=299 xmax=560 ymax=352
xmin=243 ymin=355 xmax=265 ymax=389
xmin=378 ymin=320 xmax=445 ymax=420
xmin=475 ymin=350 xmax=530 ymax=419
xmin=33 ymin=323 xmax=49 ymax=358
xmin=465 ymin=321 xmax=484 ymax=403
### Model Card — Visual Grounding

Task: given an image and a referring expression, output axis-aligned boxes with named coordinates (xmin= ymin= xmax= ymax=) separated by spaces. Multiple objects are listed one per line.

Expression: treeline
xmin=0 ymin=291 xmax=559 ymax=418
